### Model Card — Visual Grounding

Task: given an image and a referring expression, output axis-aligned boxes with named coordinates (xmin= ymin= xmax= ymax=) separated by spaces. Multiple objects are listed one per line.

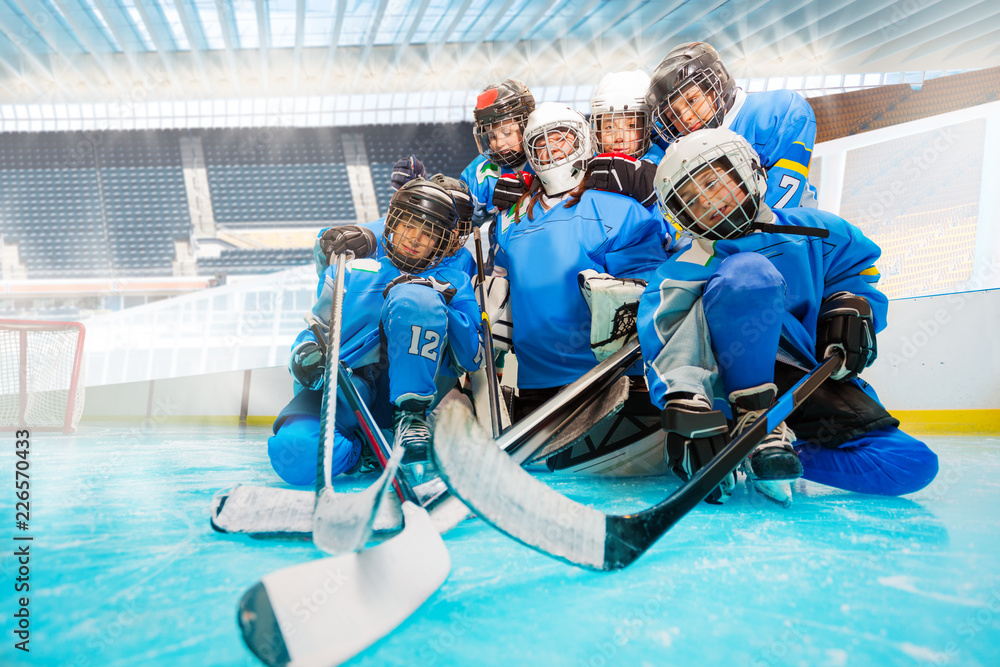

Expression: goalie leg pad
xmin=578 ymin=270 xmax=647 ymax=361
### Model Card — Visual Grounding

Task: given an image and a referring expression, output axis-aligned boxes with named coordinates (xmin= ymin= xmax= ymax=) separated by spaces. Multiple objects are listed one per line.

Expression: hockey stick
xmin=311 ymin=251 xmax=399 ymax=555
xmin=238 ymin=500 xmax=450 ymax=667
xmin=472 ymin=226 xmax=503 ymax=438
xmin=431 ymin=351 xmax=845 ymax=571
xmin=216 ymin=340 xmax=641 ymax=542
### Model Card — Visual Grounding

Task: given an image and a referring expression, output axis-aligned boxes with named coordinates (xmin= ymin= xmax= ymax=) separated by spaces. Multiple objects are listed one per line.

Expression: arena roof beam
xmin=390 ymin=0 xmax=431 ymax=70
xmin=745 ymin=0 xmax=905 ymax=75
xmin=0 ymin=51 xmax=44 ymax=96
xmin=490 ymin=0 xmax=568 ymax=65
xmin=817 ymin=0 xmax=989 ymax=69
xmin=351 ymin=0 xmax=390 ymax=87
xmin=693 ymin=0 xmax=804 ymax=56
xmin=428 ymin=0 xmax=475 ymax=63
xmin=859 ymin=2 xmax=1000 ymax=67
xmin=48 ymin=0 xmax=136 ymax=93
xmin=533 ymin=0 xmax=653 ymax=82
xmin=460 ymin=0 xmax=516 ymax=65
xmin=88 ymin=0 xmax=157 ymax=89
xmin=940 ymin=23 xmax=1000 ymax=61
xmin=172 ymin=0 xmax=212 ymax=91
xmin=255 ymin=0 xmax=270 ymax=91
xmin=0 ymin=7 xmax=82 ymax=97
xmin=215 ymin=2 xmax=242 ymax=93
xmin=612 ymin=0 xmax=730 ymax=72
xmin=321 ymin=0 xmax=347 ymax=90
xmin=131 ymin=0 xmax=185 ymax=91
xmin=293 ymin=0 xmax=305 ymax=87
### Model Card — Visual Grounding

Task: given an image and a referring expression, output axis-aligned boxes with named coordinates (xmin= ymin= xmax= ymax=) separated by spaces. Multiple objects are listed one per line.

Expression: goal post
xmin=0 ymin=319 xmax=86 ymax=434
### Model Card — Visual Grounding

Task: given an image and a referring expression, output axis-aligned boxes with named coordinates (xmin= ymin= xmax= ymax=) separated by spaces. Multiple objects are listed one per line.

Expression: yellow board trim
xmin=81 ymin=411 xmax=1000 ymax=435
xmin=773 ymin=158 xmax=810 ymax=177
xmin=891 ymin=410 xmax=1000 ymax=436
xmin=81 ymin=414 xmax=278 ymax=427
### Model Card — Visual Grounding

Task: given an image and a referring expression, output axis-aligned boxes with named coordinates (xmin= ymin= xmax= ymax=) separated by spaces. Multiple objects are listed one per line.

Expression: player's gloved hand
xmin=383 ymin=273 xmax=457 ymax=304
xmin=318 ymin=225 xmax=377 ymax=265
xmin=289 ymin=340 xmax=326 ymax=390
xmin=816 ymin=291 xmax=877 ymax=381
xmin=492 ymin=171 xmax=533 ymax=211
xmin=585 ymin=152 xmax=656 ymax=208
xmin=661 ymin=393 xmax=733 ymax=504
xmin=391 ymin=156 xmax=427 ymax=191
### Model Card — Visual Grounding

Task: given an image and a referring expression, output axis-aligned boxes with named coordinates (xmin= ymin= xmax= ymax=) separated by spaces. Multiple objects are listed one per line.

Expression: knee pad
xmin=268 ymin=414 xmax=320 ymax=486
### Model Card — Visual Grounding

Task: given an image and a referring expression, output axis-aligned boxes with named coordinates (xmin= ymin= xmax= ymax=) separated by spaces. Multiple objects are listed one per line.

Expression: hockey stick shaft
xmin=317 ymin=252 xmax=347 ymax=495
xmin=603 ymin=350 xmax=844 ymax=568
xmin=432 ymin=350 xmax=843 ymax=571
xmin=472 ymin=226 xmax=503 ymax=438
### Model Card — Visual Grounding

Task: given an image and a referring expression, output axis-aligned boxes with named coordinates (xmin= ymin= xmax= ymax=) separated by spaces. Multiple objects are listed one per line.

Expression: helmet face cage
xmin=382 ymin=181 xmax=458 ymax=273
xmin=524 ymin=119 xmax=592 ymax=194
xmin=591 ymin=109 xmax=651 ymax=158
xmin=656 ymin=140 xmax=761 ymax=242
xmin=651 ymin=68 xmax=728 ymax=143
xmin=473 ymin=80 xmax=535 ymax=167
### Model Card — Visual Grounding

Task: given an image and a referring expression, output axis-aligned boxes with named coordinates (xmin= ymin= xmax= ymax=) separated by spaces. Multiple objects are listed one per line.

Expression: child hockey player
xmin=637 ymin=128 xmax=938 ymax=507
xmin=584 ymin=70 xmax=665 ymax=211
xmin=268 ymin=178 xmax=483 ymax=486
xmin=646 ymin=42 xmax=818 ymax=209
xmin=494 ymin=102 xmax=669 ymax=420
xmin=312 ymin=174 xmax=476 ymax=277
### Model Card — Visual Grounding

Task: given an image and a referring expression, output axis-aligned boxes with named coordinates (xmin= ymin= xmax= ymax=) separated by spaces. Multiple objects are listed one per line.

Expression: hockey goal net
xmin=0 ymin=319 xmax=86 ymax=433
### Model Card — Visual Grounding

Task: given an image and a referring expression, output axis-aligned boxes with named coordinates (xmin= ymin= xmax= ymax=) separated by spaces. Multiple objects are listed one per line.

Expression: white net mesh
xmin=0 ymin=320 xmax=86 ymax=432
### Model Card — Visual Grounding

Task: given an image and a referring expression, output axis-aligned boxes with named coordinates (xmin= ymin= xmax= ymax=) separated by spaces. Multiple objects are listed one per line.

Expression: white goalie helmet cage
xmin=523 ymin=102 xmax=593 ymax=195
xmin=590 ymin=70 xmax=652 ymax=159
xmin=654 ymin=128 xmax=767 ymax=241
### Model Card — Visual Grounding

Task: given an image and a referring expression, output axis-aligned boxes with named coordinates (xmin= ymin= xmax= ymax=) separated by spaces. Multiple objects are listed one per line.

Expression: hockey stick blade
xmin=239 ymin=501 xmax=450 ymax=667
xmin=211 ymin=484 xmax=405 ymax=539
xmin=312 ymin=443 xmax=403 ymax=554
xmin=432 ymin=352 xmax=843 ymax=571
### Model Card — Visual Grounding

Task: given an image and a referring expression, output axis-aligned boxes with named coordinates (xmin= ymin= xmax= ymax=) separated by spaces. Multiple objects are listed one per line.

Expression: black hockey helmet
xmin=429 ymin=173 xmax=474 ymax=256
xmin=646 ymin=42 xmax=737 ymax=144
xmin=383 ymin=178 xmax=459 ymax=273
xmin=473 ymin=78 xmax=535 ymax=168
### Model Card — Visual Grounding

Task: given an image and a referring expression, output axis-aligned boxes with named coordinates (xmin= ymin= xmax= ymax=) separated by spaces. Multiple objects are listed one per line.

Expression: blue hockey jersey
xmin=294 ymin=255 xmax=483 ymax=377
xmin=460 ymin=155 xmax=535 ymax=223
xmin=726 ymin=89 xmax=817 ymax=209
xmin=495 ymin=189 xmax=670 ymax=389
xmin=639 ymin=207 xmax=885 ymax=405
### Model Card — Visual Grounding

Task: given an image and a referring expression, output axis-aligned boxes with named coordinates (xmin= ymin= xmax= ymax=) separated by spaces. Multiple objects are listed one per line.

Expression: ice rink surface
xmin=2 ymin=424 xmax=998 ymax=667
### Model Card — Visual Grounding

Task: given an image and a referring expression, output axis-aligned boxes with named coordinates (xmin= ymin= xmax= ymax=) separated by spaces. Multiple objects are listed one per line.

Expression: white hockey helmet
xmin=590 ymin=70 xmax=652 ymax=158
xmin=654 ymin=128 xmax=767 ymax=241
xmin=523 ymin=102 xmax=593 ymax=195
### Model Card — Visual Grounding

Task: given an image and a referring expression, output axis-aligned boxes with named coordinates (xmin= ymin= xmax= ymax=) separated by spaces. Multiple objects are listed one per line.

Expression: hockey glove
xmin=318 ymin=225 xmax=377 ymax=265
xmin=492 ymin=171 xmax=533 ymax=211
xmin=290 ymin=340 xmax=326 ymax=390
xmin=391 ymin=155 xmax=427 ymax=191
xmin=585 ymin=153 xmax=657 ymax=208
xmin=661 ymin=393 xmax=734 ymax=504
xmin=383 ymin=273 xmax=457 ymax=304
xmin=816 ymin=291 xmax=877 ymax=381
